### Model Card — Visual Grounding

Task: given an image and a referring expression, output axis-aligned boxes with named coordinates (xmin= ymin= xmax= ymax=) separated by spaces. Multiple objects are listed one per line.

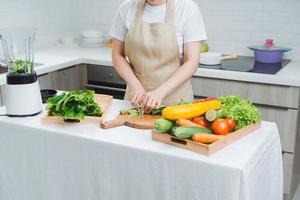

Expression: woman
xmin=110 ymin=0 xmax=207 ymax=111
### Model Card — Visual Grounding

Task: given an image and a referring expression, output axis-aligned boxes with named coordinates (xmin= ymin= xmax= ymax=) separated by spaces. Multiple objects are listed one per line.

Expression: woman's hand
xmin=142 ymin=89 xmax=165 ymax=112
xmin=131 ymin=84 xmax=146 ymax=107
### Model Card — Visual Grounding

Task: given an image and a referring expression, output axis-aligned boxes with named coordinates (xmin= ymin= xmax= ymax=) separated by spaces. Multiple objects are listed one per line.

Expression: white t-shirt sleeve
xmin=109 ymin=4 xmax=128 ymax=41
xmin=182 ymin=7 xmax=207 ymax=43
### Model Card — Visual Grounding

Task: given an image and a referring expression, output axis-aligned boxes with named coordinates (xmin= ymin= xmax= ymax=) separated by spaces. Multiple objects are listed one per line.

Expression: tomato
xmin=211 ymin=119 xmax=230 ymax=135
xmin=225 ymin=118 xmax=236 ymax=132
xmin=193 ymin=99 xmax=205 ymax=103
xmin=192 ymin=116 xmax=209 ymax=128
xmin=204 ymin=96 xmax=217 ymax=102
xmin=193 ymin=97 xmax=216 ymax=103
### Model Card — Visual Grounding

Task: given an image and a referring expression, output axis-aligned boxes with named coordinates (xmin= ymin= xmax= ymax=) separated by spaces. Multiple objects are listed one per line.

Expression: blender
xmin=0 ymin=28 xmax=42 ymax=116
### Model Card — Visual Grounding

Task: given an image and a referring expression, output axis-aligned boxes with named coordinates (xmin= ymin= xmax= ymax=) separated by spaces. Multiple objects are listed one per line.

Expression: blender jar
xmin=0 ymin=27 xmax=36 ymax=75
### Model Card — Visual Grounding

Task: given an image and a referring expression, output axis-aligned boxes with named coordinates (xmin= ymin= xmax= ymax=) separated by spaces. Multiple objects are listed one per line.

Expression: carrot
xmin=192 ymin=133 xmax=225 ymax=144
xmin=176 ymin=119 xmax=205 ymax=128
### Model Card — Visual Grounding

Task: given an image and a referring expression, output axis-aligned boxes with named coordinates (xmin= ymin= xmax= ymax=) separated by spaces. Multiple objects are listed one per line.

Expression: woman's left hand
xmin=142 ymin=89 xmax=165 ymax=112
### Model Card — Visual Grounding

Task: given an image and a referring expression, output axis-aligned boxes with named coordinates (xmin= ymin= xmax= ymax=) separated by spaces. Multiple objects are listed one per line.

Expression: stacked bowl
xmin=78 ymin=30 xmax=105 ymax=48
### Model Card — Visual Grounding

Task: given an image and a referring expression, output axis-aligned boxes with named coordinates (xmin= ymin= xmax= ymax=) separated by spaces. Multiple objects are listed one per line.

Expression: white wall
xmin=0 ymin=0 xmax=299 ymax=59
xmin=69 ymin=0 xmax=300 ymax=59
xmin=196 ymin=0 xmax=300 ymax=59
xmin=68 ymin=0 xmax=124 ymax=33
xmin=0 ymin=0 xmax=72 ymax=58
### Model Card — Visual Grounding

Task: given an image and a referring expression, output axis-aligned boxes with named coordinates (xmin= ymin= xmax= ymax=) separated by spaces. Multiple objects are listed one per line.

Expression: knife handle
xmin=100 ymin=118 xmax=126 ymax=129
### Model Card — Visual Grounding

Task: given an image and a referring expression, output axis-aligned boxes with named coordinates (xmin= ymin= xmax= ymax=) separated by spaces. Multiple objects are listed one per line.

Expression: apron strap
xmin=166 ymin=0 xmax=175 ymax=24
xmin=135 ymin=0 xmax=175 ymax=24
xmin=135 ymin=0 xmax=147 ymax=20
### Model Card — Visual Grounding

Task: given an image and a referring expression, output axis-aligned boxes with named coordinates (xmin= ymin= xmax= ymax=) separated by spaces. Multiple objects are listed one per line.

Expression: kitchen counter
xmin=0 ymin=45 xmax=300 ymax=87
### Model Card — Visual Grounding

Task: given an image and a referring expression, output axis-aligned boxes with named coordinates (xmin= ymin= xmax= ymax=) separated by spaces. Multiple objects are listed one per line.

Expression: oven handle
xmin=85 ymin=84 xmax=126 ymax=92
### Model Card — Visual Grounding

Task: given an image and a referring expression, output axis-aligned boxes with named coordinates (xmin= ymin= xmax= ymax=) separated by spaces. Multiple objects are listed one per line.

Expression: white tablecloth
xmin=0 ymin=100 xmax=283 ymax=200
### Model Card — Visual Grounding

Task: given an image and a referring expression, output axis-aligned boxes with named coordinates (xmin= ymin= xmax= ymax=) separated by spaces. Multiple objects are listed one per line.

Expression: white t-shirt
xmin=109 ymin=0 xmax=207 ymax=57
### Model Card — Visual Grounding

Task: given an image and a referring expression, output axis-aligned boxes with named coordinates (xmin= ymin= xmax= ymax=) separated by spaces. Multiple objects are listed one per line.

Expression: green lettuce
xmin=46 ymin=90 xmax=102 ymax=121
xmin=218 ymin=96 xmax=261 ymax=130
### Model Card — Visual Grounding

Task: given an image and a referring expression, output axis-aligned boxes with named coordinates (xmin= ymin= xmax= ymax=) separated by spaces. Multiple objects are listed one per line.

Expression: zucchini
xmin=162 ymin=100 xmax=221 ymax=120
xmin=154 ymin=118 xmax=174 ymax=133
xmin=173 ymin=126 xmax=212 ymax=139
xmin=170 ymin=126 xmax=178 ymax=136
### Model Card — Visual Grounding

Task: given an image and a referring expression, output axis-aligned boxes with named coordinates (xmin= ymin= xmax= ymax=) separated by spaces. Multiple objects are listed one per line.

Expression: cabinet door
xmin=38 ymin=73 xmax=54 ymax=90
xmin=51 ymin=65 xmax=87 ymax=90
xmin=0 ymin=85 xmax=5 ymax=106
xmin=0 ymin=86 xmax=2 ymax=106
xmin=51 ymin=66 xmax=79 ymax=90
xmin=78 ymin=64 xmax=87 ymax=89
xmin=283 ymin=153 xmax=294 ymax=195
xmin=255 ymin=106 xmax=298 ymax=153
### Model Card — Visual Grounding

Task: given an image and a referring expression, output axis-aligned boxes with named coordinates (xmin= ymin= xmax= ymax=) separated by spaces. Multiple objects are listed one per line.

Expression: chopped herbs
xmin=119 ymin=106 xmax=165 ymax=116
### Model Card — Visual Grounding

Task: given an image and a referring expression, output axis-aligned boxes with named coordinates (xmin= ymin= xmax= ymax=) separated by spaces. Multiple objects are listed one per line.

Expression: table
xmin=0 ymin=100 xmax=283 ymax=200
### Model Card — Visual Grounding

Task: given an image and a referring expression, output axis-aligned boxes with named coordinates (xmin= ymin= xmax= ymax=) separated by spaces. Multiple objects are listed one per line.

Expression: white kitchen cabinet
xmin=192 ymin=76 xmax=300 ymax=199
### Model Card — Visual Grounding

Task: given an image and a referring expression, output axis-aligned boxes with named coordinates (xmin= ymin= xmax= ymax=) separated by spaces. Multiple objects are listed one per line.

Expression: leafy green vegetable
xmin=46 ymin=90 xmax=102 ymax=121
xmin=9 ymin=59 xmax=33 ymax=74
xmin=119 ymin=108 xmax=142 ymax=116
xmin=148 ymin=107 xmax=166 ymax=115
xmin=177 ymin=98 xmax=190 ymax=105
xmin=218 ymin=96 xmax=261 ymax=130
xmin=119 ymin=106 xmax=165 ymax=116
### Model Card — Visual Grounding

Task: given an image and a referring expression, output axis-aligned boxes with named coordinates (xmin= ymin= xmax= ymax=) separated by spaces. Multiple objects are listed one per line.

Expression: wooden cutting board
xmin=41 ymin=94 xmax=113 ymax=125
xmin=101 ymin=115 xmax=162 ymax=129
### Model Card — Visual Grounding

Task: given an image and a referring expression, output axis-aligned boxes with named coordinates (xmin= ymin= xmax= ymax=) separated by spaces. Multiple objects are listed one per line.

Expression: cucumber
xmin=205 ymin=109 xmax=217 ymax=122
xmin=174 ymin=126 xmax=212 ymax=139
xmin=154 ymin=118 xmax=174 ymax=133
xmin=170 ymin=126 xmax=178 ymax=136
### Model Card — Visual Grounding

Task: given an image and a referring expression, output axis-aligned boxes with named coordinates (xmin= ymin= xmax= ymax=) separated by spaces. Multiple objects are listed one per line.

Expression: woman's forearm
xmin=156 ymin=42 xmax=201 ymax=97
xmin=112 ymin=54 xmax=142 ymax=88
xmin=157 ymin=60 xmax=198 ymax=97
xmin=112 ymin=39 xmax=142 ymax=89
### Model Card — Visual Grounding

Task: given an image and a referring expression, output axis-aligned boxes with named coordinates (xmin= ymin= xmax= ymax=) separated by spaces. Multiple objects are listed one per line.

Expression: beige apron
xmin=124 ymin=0 xmax=194 ymax=105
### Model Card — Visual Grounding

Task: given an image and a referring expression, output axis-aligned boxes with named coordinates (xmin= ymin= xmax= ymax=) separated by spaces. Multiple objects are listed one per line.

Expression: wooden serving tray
xmin=152 ymin=122 xmax=261 ymax=156
xmin=41 ymin=94 xmax=113 ymax=125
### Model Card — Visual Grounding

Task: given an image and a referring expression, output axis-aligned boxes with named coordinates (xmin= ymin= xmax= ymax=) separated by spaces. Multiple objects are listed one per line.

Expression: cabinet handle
xmin=85 ymin=84 xmax=126 ymax=92
xmin=37 ymin=73 xmax=49 ymax=77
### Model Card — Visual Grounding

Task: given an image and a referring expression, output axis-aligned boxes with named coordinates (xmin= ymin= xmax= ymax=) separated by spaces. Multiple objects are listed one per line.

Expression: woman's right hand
xmin=130 ymin=84 xmax=146 ymax=107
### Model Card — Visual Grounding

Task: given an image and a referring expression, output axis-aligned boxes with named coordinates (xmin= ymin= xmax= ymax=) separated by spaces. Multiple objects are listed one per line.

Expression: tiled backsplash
xmin=1 ymin=0 xmax=299 ymax=59
xmin=69 ymin=0 xmax=300 ymax=59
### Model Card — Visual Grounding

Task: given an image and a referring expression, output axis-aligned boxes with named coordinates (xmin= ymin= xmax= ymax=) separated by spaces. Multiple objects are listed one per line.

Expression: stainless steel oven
xmin=86 ymin=65 xmax=126 ymax=99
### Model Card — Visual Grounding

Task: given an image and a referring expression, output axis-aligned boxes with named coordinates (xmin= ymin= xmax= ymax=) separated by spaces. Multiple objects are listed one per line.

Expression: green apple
xmin=201 ymin=42 xmax=209 ymax=53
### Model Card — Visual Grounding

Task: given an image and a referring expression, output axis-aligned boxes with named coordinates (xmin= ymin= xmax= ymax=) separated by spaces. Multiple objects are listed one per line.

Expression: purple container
xmin=254 ymin=50 xmax=283 ymax=63
xmin=248 ymin=45 xmax=291 ymax=64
